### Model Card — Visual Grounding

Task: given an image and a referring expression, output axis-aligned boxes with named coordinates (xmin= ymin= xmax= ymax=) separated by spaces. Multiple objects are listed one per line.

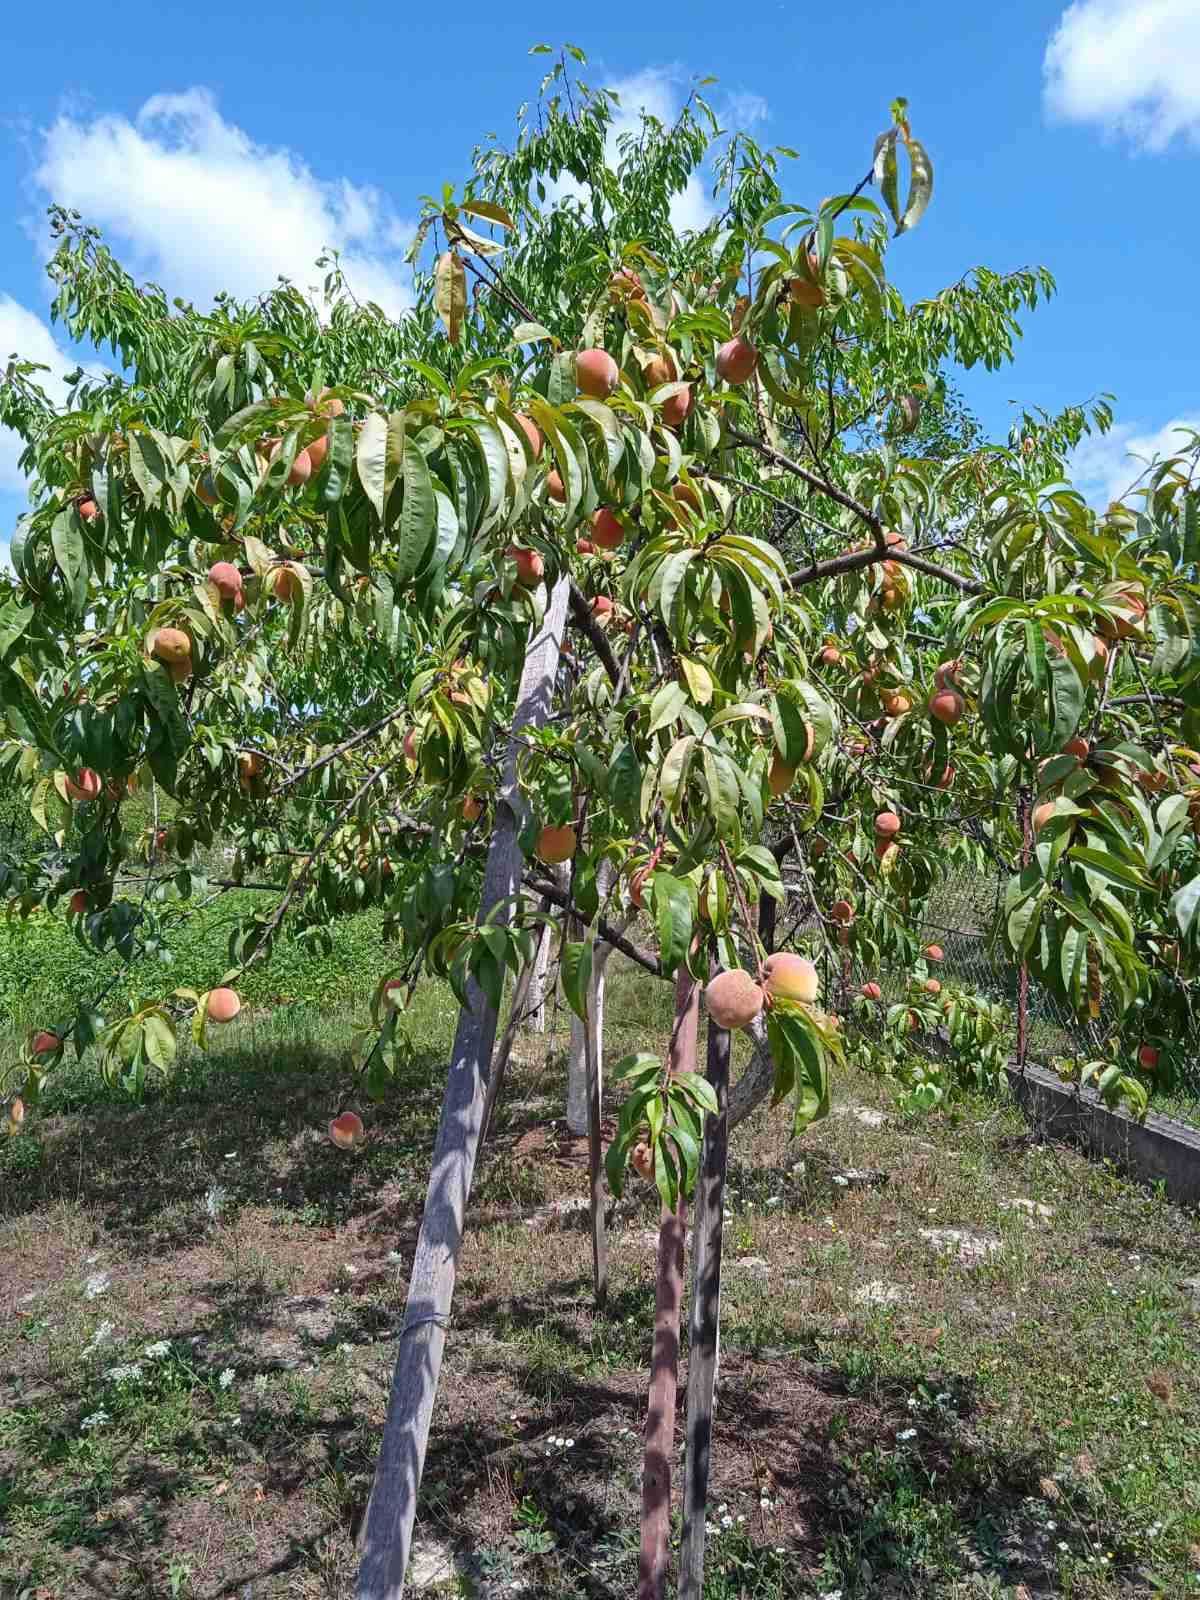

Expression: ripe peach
xmin=208 ymin=561 xmax=243 ymax=600
xmin=536 ymin=825 xmax=577 ymax=865
xmin=305 ymin=433 xmax=330 ymax=474
xmin=590 ymin=595 xmax=614 ymax=623
xmin=924 ymin=978 xmax=941 ymax=995
xmin=631 ymin=1141 xmax=655 ymax=1181
xmin=151 ymin=627 xmax=192 ymax=666
xmin=884 ymin=529 xmax=907 ymax=550
xmin=31 ymin=1030 xmax=59 ymax=1057
xmin=882 ymin=690 xmax=912 ymax=716
xmin=674 ymin=481 xmax=702 ymax=514
xmin=787 ymin=265 xmax=825 ymax=308
xmin=1033 ymin=801 xmax=1059 ymax=832
xmin=237 ymin=751 xmax=265 ymax=788
xmin=1062 ymin=736 xmax=1090 ymax=762
xmin=705 ymin=969 xmax=766 ymax=1029
xmin=66 ymin=768 xmax=102 ymax=802
xmin=329 ymin=1111 xmax=365 ymax=1149
xmin=546 ymin=470 xmax=566 ymax=503
xmin=829 ymin=899 xmax=854 ymax=926
xmin=643 ymin=350 xmax=678 ymax=388
xmin=461 ymin=795 xmax=483 ymax=823
xmin=716 ymin=337 xmax=757 ymax=385
xmin=576 ymin=537 xmax=597 ymax=556
xmin=515 ymin=413 xmax=543 ymax=459
xmin=287 ymin=448 xmax=313 ymax=488
xmin=924 ymin=944 xmax=944 ymax=962
xmin=507 ymin=546 xmax=545 ymax=586
xmin=861 ymin=982 xmax=882 ymax=1001
xmin=207 ymin=987 xmax=242 ymax=1023
xmin=78 ymin=497 xmax=100 ymax=522
xmin=768 ymin=757 xmax=796 ymax=798
xmin=818 ymin=645 xmax=841 ymax=667
xmin=660 ymin=385 xmax=692 ymax=428
xmin=933 ymin=659 xmax=963 ymax=691
xmin=874 ymin=811 xmax=902 ymax=840
xmin=307 ymin=387 xmax=346 ymax=418
xmin=576 ymin=349 xmax=619 ymax=399
xmin=382 ymin=979 xmax=405 ymax=1009
xmin=69 ymin=890 xmax=88 ymax=916
xmin=591 ymin=508 xmax=625 ymax=550
xmin=762 ymin=953 xmax=819 ymax=1004
xmin=1137 ymin=1043 xmax=1159 ymax=1072
xmin=273 ymin=566 xmax=301 ymax=602
xmin=609 ymin=267 xmax=646 ymax=302
xmin=929 ymin=689 xmax=965 ymax=725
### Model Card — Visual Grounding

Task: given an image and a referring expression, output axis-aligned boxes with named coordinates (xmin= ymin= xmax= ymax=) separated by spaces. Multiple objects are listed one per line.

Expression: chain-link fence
xmin=782 ymin=855 xmax=1200 ymax=1127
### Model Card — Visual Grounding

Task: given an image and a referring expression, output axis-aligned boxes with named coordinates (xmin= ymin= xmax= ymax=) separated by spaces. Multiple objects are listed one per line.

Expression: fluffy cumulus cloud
xmin=547 ymin=66 xmax=736 ymax=233
xmin=0 ymin=294 xmax=77 ymax=496
xmin=32 ymin=89 xmax=413 ymax=315
xmin=1043 ymin=0 xmax=1200 ymax=149
xmin=1069 ymin=414 xmax=1200 ymax=505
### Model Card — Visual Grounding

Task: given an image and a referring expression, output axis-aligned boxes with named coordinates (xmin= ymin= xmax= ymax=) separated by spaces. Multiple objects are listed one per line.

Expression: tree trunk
xmin=637 ymin=967 xmax=700 ymax=1600
xmin=566 ymin=985 xmax=602 ymax=1134
xmin=527 ymin=863 xmax=563 ymax=1033
xmin=584 ymin=972 xmax=609 ymax=1309
xmin=678 ymin=1004 xmax=730 ymax=1600
xmin=355 ymin=579 xmax=568 ymax=1600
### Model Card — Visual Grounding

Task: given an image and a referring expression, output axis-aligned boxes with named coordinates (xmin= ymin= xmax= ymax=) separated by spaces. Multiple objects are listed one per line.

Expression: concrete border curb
xmin=1005 ymin=1061 xmax=1200 ymax=1209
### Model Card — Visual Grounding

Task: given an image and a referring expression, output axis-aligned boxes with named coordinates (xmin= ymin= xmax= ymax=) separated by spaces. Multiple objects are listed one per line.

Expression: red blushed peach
xmin=329 ymin=1111 xmax=364 ymax=1149
xmin=207 ymin=987 xmax=242 ymax=1023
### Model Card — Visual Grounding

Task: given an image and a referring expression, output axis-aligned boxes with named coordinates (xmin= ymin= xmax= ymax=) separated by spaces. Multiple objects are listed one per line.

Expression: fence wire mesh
xmin=781 ymin=857 xmax=1200 ymax=1127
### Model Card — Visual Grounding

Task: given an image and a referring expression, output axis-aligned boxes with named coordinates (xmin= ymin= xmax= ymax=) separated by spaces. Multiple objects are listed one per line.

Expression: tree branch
xmin=527 ymin=874 xmax=664 ymax=977
xmin=568 ymin=581 xmax=622 ymax=684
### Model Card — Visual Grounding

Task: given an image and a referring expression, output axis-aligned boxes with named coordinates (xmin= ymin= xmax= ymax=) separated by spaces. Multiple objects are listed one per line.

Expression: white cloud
xmin=1044 ymin=0 xmax=1200 ymax=149
xmin=545 ymin=66 xmax=723 ymax=234
xmin=33 ymin=89 xmax=413 ymax=316
xmin=0 ymin=294 xmax=77 ymax=495
xmin=1069 ymin=414 xmax=1200 ymax=505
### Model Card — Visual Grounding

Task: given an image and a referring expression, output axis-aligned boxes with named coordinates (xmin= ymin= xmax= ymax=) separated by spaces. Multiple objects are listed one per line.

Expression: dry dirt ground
xmin=1 ymin=973 xmax=1199 ymax=1598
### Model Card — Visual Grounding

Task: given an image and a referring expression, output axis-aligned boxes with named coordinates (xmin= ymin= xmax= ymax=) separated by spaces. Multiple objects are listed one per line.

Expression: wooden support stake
xmin=355 ymin=580 xmax=569 ymax=1600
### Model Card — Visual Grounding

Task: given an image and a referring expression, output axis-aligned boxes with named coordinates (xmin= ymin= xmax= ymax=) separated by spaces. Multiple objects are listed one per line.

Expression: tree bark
xmin=637 ymin=967 xmax=700 ymax=1600
xmin=355 ymin=579 xmax=569 ymax=1600
xmin=679 ymin=1002 xmax=730 ymax=1600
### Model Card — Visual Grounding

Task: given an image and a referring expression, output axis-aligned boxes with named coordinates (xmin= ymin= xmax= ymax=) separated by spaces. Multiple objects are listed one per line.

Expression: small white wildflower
xmin=341 ymin=1263 xmax=358 ymax=1277
xmin=832 ymin=1175 xmax=849 ymax=1187
xmin=253 ymin=1374 xmax=269 ymax=1393
xmin=387 ymin=1251 xmax=404 ymax=1264
xmin=81 ymin=1408 xmax=110 ymax=1431
xmin=105 ymin=1363 xmax=143 ymax=1383
xmin=717 ymin=1503 xmax=728 ymax=1514
xmin=720 ymin=1515 xmax=734 ymax=1529
xmin=205 ymin=1185 xmax=228 ymax=1219
xmin=766 ymin=1196 xmax=781 ymax=1207
xmin=337 ymin=1342 xmax=355 ymax=1356
xmin=218 ymin=1367 xmax=235 ymax=1390
xmin=705 ymin=1522 xmax=717 ymax=1535
xmin=1046 ymin=1520 xmax=1057 ymax=1531
xmin=565 ymin=1438 xmax=575 ymax=1449
xmin=906 ymin=1395 xmax=919 ymax=1410
xmin=737 ymin=1514 xmax=746 ymax=1524
xmin=1058 ymin=1541 xmax=1069 ymax=1551
xmin=897 ymin=1427 xmax=917 ymax=1442
xmin=820 ymin=1591 xmax=843 ymax=1600
xmin=84 ymin=1271 xmax=111 ymax=1300
xmin=143 ymin=1340 xmax=170 ymax=1360
xmin=85 ymin=1320 xmax=114 ymax=1354
xmin=774 ymin=1545 xmax=785 ymax=1553
xmin=224 ymin=1151 xmax=237 ymax=1160
xmin=760 ymin=1496 xmax=773 ymax=1509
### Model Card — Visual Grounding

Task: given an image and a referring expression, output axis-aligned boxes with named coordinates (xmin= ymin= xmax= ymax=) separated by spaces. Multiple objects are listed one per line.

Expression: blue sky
xmin=2 ymin=0 xmax=1199 ymax=555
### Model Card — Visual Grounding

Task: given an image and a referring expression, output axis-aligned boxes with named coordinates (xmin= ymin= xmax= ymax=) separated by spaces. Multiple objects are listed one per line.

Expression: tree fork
xmin=355 ymin=579 xmax=569 ymax=1600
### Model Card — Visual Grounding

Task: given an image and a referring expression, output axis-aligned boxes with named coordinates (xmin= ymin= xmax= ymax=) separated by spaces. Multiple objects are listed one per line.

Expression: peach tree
xmin=2 ymin=47 xmax=1199 ymax=1598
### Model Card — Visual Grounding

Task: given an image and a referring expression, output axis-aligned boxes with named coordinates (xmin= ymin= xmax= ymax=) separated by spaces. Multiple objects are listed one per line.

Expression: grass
xmin=1 ymin=957 xmax=1199 ymax=1597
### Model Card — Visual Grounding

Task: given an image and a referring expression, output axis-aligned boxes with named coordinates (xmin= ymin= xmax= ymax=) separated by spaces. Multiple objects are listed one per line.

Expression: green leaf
xmin=896 ymin=136 xmax=933 ymax=235
xmin=511 ymin=321 xmax=554 ymax=345
xmin=395 ymin=438 xmax=436 ymax=583
xmin=648 ymin=681 xmax=687 ymax=736
xmin=1171 ymin=873 xmax=1200 ymax=938
xmin=672 ymin=1070 xmax=718 ymax=1116
xmin=51 ymin=510 xmax=87 ymax=610
xmin=356 ymin=412 xmax=388 ymax=520
xmin=653 ymin=874 xmax=694 ymax=975
xmin=0 ymin=599 xmax=34 ymax=662
xmin=1069 ymin=845 xmax=1151 ymax=892
xmin=142 ymin=1013 xmax=177 ymax=1073
xmin=612 ymin=1052 xmax=662 ymax=1084
xmin=561 ymin=939 xmax=593 ymax=1022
